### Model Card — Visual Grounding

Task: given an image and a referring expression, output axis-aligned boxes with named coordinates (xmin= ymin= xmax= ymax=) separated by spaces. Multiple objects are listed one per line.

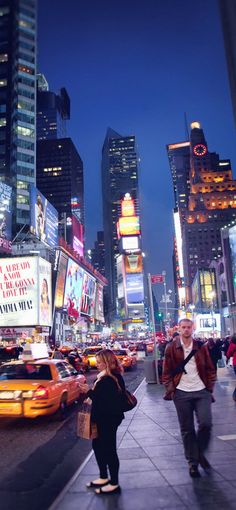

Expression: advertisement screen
xmin=126 ymin=273 xmax=144 ymax=304
xmin=64 ymin=259 xmax=84 ymax=318
xmin=0 ymin=256 xmax=52 ymax=326
xmin=30 ymin=185 xmax=58 ymax=247
xmin=81 ymin=272 xmax=96 ymax=317
xmin=72 ymin=215 xmax=84 ymax=257
xmin=117 ymin=255 xmax=124 ymax=299
xmin=125 ymin=254 xmax=142 ymax=273
xmin=0 ymin=182 xmax=12 ymax=253
xmin=54 ymin=252 xmax=68 ymax=309
xmin=118 ymin=216 xmax=140 ymax=237
xmin=121 ymin=196 xmax=135 ymax=217
xmin=229 ymin=225 xmax=236 ymax=297
xmin=122 ymin=236 xmax=139 ymax=251
xmin=95 ymin=283 xmax=104 ymax=322
xmin=38 ymin=258 xmax=52 ymax=326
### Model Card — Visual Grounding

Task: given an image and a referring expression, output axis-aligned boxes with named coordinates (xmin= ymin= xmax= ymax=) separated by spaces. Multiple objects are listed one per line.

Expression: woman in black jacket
xmin=78 ymin=349 xmax=125 ymax=495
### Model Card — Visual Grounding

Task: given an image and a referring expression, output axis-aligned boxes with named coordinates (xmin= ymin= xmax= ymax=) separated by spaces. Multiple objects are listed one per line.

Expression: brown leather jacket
xmin=162 ymin=338 xmax=216 ymax=400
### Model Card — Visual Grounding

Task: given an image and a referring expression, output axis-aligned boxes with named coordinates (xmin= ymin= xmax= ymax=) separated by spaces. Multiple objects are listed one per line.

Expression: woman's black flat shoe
xmin=95 ymin=485 xmax=121 ymax=495
xmin=86 ymin=479 xmax=109 ymax=488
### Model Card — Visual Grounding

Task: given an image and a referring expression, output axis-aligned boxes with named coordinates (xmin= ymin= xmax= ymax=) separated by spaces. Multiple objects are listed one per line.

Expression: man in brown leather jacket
xmin=162 ymin=318 xmax=216 ymax=478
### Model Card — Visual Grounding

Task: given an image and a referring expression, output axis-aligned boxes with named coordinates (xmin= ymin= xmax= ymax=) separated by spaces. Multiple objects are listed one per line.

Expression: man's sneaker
xmin=199 ymin=454 xmax=211 ymax=470
xmin=189 ymin=464 xmax=201 ymax=478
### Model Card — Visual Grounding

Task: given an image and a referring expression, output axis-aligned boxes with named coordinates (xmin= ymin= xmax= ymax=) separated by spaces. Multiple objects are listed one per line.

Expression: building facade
xmin=168 ymin=121 xmax=236 ymax=307
xmin=219 ymin=0 xmax=236 ymax=130
xmin=37 ymin=85 xmax=70 ymax=140
xmin=91 ymin=231 xmax=105 ymax=277
xmin=101 ymin=128 xmax=140 ymax=319
xmin=0 ymin=0 xmax=37 ymax=233
xmin=36 ymin=137 xmax=84 ymax=229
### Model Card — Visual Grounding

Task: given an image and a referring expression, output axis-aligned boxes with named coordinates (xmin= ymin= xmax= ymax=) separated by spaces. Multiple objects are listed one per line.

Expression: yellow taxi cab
xmin=112 ymin=348 xmax=137 ymax=370
xmin=0 ymin=356 xmax=86 ymax=419
xmin=82 ymin=346 xmax=102 ymax=368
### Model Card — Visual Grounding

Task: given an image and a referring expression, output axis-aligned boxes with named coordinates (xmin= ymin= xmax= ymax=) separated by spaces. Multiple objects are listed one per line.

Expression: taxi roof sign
xmin=22 ymin=343 xmax=49 ymax=362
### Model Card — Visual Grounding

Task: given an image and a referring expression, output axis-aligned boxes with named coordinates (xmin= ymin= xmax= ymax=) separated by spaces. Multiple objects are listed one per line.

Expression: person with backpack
xmin=162 ymin=318 xmax=216 ymax=478
xmin=78 ymin=349 xmax=126 ymax=495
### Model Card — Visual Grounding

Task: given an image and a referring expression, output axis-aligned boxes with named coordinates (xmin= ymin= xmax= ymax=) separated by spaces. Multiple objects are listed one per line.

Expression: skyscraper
xmin=101 ymin=128 xmax=140 ymax=318
xmin=219 ymin=0 xmax=236 ymax=130
xmin=168 ymin=121 xmax=236 ymax=305
xmin=36 ymin=137 xmax=84 ymax=228
xmin=37 ymin=84 xmax=70 ymax=140
xmin=0 ymin=0 xmax=37 ymax=233
xmin=91 ymin=231 xmax=105 ymax=277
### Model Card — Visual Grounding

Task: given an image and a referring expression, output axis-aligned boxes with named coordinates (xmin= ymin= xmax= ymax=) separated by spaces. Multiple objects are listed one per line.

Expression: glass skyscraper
xmin=101 ymin=128 xmax=140 ymax=318
xmin=0 ymin=0 xmax=37 ymax=234
xmin=37 ymin=83 xmax=70 ymax=140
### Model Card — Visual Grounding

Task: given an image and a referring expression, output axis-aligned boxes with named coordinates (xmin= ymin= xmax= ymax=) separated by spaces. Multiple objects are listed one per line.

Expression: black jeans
xmin=173 ymin=388 xmax=212 ymax=466
xmin=92 ymin=418 xmax=121 ymax=485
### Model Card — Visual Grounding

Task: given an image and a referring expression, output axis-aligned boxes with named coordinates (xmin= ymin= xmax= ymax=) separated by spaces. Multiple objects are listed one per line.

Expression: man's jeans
xmin=173 ymin=388 xmax=212 ymax=466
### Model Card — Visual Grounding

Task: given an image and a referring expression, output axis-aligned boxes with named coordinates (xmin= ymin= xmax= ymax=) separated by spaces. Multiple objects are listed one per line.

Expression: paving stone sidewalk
xmin=51 ymin=366 xmax=236 ymax=510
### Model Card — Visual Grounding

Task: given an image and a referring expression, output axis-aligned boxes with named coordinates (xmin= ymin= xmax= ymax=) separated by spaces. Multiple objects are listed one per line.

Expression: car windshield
xmin=83 ymin=348 xmax=102 ymax=355
xmin=112 ymin=349 xmax=127 ymax=356
xmin=0 ymin=363 xmax=52 ymax=380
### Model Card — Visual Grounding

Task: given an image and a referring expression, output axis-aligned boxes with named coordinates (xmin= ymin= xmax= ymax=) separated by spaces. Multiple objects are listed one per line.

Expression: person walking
xmin=78 ymin=349 xmax=125 ymax=494
xmin=162 ymin=318 xmax=216 ymax=478
xmin=207 ymin=338 xmax=222 ymax=371
xmin=226 ymin=335 xmax=236 ymax=375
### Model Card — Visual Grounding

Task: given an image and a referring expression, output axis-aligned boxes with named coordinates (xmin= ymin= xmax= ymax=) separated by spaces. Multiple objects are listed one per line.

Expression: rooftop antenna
xmin=184 ymin=112 xmax=190 ymax=141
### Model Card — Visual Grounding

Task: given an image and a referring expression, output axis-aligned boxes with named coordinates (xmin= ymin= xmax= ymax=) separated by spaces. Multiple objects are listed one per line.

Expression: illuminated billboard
xmin=95 ymin=283 xmax=104 ymax=322
xmin=122 ymin=236 xmax=139 ymax=251
xmin=117 ymin=255 xmax=124 ymax=299
xmin=117 ymin=216 xmax=140 ymax=237
xmin=38 ymin=258 xmax=52 ymax=326
xmin=0 ymin=182 xmax=12 ymax=253
xmin=54 ymin=252 xmax=68 ymax=309
xmin=30 ymin=185 xmax=58 ymax=247
xmin=126 ymin=273 xmax=144 ymax=304
xmin=121 ymin=194 xmax=135 ymax=217
xmin=64 ymin=259 xmax=84 ymax=318
xmin=125 ymin=254 xmax=142 ymax=273
xmin=72 ymin=215 xmax=84 ymax=257
xmin=81 ymin=272 xmax=96 ymax=316
xmin=0 ymin=256 xmax=52 ymax=326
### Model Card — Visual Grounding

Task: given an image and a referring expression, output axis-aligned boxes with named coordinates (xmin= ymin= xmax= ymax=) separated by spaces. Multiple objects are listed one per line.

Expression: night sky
xmin=38 ymin=0 xmax=236 ymax=298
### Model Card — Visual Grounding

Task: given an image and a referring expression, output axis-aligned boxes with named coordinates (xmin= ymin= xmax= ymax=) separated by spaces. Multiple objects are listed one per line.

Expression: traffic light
xmin=157 ymin=312 xmax=163 ymax=320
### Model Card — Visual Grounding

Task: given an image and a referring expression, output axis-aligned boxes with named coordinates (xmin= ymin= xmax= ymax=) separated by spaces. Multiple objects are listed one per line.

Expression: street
xmin=0 ymin=363 xmax=144 ymax=510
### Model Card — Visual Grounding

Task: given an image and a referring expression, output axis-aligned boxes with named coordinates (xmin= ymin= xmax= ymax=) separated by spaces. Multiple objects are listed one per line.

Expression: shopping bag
xmin=77 ymin=399 xmax=98 ymax=439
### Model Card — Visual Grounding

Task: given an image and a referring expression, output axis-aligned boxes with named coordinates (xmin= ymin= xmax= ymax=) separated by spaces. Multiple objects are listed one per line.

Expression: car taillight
xmin=34 ymin=386 xmax=49 ymax=399
xmin=123 ymin=357 xmax=128 ymax=362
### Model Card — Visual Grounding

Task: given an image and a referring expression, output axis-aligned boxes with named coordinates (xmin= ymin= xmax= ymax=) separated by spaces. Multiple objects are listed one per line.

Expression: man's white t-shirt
xmin=176 ymin=339 xmax=205 ymax=392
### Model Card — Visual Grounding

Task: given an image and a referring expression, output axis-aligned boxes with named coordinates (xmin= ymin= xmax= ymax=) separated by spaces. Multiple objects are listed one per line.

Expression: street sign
xmin=151 ymin=274 xmax=164 ymax=284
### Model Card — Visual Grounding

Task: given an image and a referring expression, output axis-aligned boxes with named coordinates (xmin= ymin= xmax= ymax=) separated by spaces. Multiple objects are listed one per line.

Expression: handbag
xmin=121 ymin=389 xmax=137 ymax=412
xmin=77 ymin=398 xmax=98 ymax=439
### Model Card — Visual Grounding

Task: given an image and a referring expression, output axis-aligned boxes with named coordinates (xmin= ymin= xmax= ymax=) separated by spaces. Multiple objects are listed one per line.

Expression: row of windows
xmin=17 ymin=152 xmax=34 ymax=164
xmin=18 ymin=100 xmax=34 ymax=112
xmin=17 ymin=112 xmax=34 ymax=124
xmin=18 ymin=19 xmax=35 ymax=31
xmin=0 ymin=118 xmax=6 ymax=127
xmin=17 ymin=180 xmax=28 ymax=190
xmin=18 ymin=86 xmax=35 ymax=100
xmin=0 ymin=54 xmax=7 ymax=63
xmin=18 ymin=76 xmax=35 ymax=88
xmin=16 ymin=125 xmax=34 ymax=137
xmin=18 ymin=64 xmax=34 ymax=76
xmin=19 ymin=40 xmax=35 ymax=52
xmin=16 ymin=165 xmax=34 ymax=177
xmin=17 ymin=194 xmax=29 ymax=205
xmin=18 ymin=28 xmax=35 ymax=42
xmin=18 ymin=51 xmax=35 ymax=64
xmin=0 ymin=79 xmax=7 ymax=87
xmin=17 ymin=139 xmax=34 ymax=150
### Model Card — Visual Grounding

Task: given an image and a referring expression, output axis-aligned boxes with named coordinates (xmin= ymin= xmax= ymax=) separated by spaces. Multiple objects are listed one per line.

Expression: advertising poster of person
xmin=80 ymin=271 xmax=96 ymax=316
xmin=95 ymin=283 xmax=105 ymax=322
xmin=126 ymin=273 xmax=144 ymax=304
xmin=38 ymin=258 xmax=52 ymax=326
xmin=30 ymin=185 xmax=58 ymax=247
xmin=64 ymin=259 xmax=84 ymax=318
xmin=125 ymin=254 xmax=142 ymax=273
xmin=0 ymin=257 xmax=39 ymax=326
xmin=54 ymin=253 xmax=68 ymax=309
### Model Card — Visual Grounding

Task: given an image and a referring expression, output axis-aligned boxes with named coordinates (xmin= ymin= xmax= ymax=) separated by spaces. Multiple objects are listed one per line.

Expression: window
xmin=16 ymin=125 xmax=34 ymax=137
xmin=0 ymin=7 xmax=9 ymax=16
xmin=0 ymin=79 xmax=7 ymax=87
xmin=0 ymin=118 xmax=6 ymax=127
xmin=0 ymin=54 xmax=8 ymax=63
xmin=18 ymin=64 xmax=34 ymax=75
xmin=56 ymin=362 xmax=70 ymax=379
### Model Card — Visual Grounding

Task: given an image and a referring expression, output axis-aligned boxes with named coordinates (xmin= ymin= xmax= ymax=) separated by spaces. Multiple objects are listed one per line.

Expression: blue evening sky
xmin=38 ymin=0 xmax=236 ymax=296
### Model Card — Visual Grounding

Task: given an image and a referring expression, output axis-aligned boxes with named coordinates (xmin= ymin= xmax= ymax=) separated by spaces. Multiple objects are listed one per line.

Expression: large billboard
xmin=80 ymin=272 xmax=96 ymax=316
xmin=0 ymin=256 xmax=52 ymax=326
xmin=125 ymin=254 xmax=142 ymax=273
xmin=95 ymin=283 xmax=104 ymax=322
xmin=30 ymin=185 xmax=58 ymax=247
xmin=54 ymin=252 xmax=68 ymax=309
xmin=122 ymin=236 xmax=139 ymax=252
xmin=64 ymin=259 xmax=84 ymax=319
xmin=126 ymin=273 xmax=144 ymax=304
xmin=0 ymin=182 xmax=12 ymax=253
xmin=38 ymin=258 xmax=52 ymax=326
xmin=72 ymin=215 xmax=84 ymax=257
xmin=117 ymin=216 xmax=140 ymax=237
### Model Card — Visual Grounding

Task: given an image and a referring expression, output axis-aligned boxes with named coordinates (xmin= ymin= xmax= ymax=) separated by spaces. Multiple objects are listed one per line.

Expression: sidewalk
xmin=51 ymin=366 xmax=236 ymax=510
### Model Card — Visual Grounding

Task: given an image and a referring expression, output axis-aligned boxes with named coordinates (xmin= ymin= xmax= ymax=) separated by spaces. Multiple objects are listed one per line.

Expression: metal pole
xmin=147 ymin=273 xmax=159 ymax=383
xmin=162 ymin=271 xmax=168 ymax=329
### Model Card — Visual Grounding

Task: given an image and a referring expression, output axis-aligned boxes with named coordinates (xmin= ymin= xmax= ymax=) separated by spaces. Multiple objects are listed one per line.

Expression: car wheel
xmin=55 ymin=395 xmax=67 ymax=421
